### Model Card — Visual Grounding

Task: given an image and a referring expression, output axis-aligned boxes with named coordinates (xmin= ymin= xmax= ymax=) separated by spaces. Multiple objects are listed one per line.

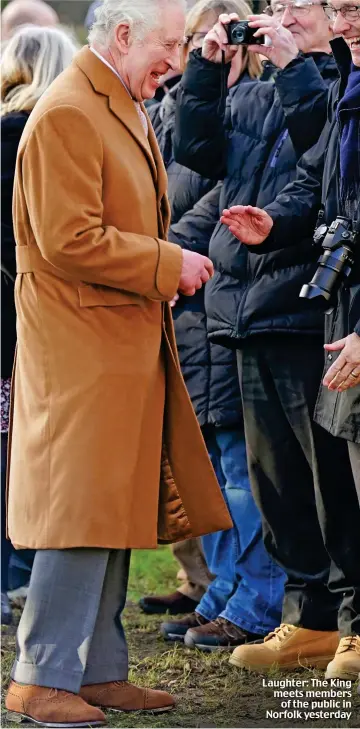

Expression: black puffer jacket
xmin=263 ymin=39 xmax=359 ymax=442
xmin=149 ymin=82 xmax=245 ymax=427
xmin=1 ymin=111 xmax=29 ymax=379
xmin=174 ymin=50 xmax=339 ymax=346
xmin=149 ymin=82 xmax=215 ymax=224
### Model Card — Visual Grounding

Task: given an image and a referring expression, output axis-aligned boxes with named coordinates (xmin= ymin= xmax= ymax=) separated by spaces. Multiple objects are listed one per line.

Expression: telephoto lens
xmin=300 ymin=217 xmax=356 ymax=301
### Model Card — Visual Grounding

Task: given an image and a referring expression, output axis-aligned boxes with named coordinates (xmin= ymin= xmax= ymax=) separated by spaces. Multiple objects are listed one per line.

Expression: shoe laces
xmin=213 ymin=617 xmax=246 ymax=640
xmin=339 ymin=635 xmax=360 ymax=653
xmin=48 ymin=689 xmax=73 ymax=699
xmin=264 ymin=623 xmax=296 ymax=644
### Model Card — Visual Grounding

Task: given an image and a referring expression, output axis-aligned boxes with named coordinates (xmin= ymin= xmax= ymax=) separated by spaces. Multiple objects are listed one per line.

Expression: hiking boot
xmin=184 ymin=617 xmax=263 ymax=652
xmin=229 ymin=624 xmax=339 ymax=673
xmin=80 ymin=681 xmax=175 ymax=713
xmin=160 ymin=611 xmax=209 ymax=641
xmin=139 ymin=590 xmax=198 ymax=615
xmin=325 ymin=635 xmax=360 ymax=680
xmin=5 ymin=681 xmax=105 ymax=727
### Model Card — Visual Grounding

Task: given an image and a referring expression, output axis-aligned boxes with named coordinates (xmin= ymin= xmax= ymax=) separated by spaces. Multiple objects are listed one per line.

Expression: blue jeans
xmin=198 ymin=427 xmax=286 ymax=636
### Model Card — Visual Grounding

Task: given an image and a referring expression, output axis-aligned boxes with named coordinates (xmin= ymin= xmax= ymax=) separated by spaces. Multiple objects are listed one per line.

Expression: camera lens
xmin=233 ymin=27 xmax=245 ymax=42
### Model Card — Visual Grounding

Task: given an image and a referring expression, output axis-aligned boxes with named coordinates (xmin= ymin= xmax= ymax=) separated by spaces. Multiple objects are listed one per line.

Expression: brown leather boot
xmin=184 ymin=617 xmax=263 ymax=651
xmin=160 ymin=611 xmax=209 ymax=641
xmin=5 ymin=681 xmax=106 ymax=727
xmin=80 ymin=681 xmax=175 ymax=713
xmin=229 ymin=624 xmax=339 ymax=673
xmin=325 ymin=635 xmax=360 ymax=680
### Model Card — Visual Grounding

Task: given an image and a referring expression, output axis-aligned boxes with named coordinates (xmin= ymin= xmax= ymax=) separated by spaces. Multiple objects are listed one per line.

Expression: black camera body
xmin=300 ymin=216 xmax=357 ymax=301
xmin=226 ymin=20 xmax=264 ymax=46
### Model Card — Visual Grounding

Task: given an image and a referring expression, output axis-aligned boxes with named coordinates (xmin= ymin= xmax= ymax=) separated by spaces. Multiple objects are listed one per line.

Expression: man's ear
xmin=114 ymin=23 xmax=131 ymax=54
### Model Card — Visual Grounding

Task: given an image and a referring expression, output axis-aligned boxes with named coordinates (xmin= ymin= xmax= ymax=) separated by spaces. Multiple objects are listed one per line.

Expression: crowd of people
xmin=0 ymin=0 xmax=359 ymax=726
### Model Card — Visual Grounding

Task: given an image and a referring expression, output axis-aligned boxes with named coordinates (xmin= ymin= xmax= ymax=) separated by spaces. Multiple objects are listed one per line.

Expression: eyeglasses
xmin=266 ymin=1 xmax=328 ymax=17
xmin=323 ymin=4 xmax=360 ymax=20
xmin=184 ymin=31 xmax=208 ymax=48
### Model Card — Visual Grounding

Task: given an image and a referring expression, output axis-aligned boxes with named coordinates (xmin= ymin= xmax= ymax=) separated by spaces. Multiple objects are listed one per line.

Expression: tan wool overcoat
xmin=7 ymin=47 xmax=232 ymax=550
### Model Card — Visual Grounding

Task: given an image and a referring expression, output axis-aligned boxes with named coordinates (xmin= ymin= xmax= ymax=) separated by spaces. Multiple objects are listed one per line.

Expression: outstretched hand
xmin=221 ymin=205 xmax=273 ymax=245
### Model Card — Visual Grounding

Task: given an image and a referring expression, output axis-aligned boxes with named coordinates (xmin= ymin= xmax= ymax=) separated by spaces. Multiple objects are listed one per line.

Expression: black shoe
xmin=139 ymin=591 xmax=199 ymax=615
xmin=160 ymin=611 xmax=209 ymax=642
xmin=1 ymin=591 xmax=13 ymax=625
xmin=184 ymin=617 xmax=263 ymax=652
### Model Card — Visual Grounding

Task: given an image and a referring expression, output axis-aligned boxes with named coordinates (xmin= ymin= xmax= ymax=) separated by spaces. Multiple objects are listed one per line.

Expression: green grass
xmin=127 ymin=547 xmax=178 ymax=602
xmin=2 ymin=547 xmax=360 ymax=728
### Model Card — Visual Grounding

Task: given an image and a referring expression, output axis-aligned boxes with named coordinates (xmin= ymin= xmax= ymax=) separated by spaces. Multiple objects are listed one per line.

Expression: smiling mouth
xmin=150 ymin=72 xmax=162 ymax=83
xmin=347 ymin=36 xmax=360 ymax=50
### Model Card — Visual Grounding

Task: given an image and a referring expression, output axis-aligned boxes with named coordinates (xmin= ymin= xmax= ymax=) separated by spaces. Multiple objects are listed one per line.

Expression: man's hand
xmin=170 ymin=293 xmax=179 ymax=308
xmin=247 ymin=14 xmax=299 ymax=69
xmin=221 ymin=205 xmax=273 ymax=245
xmin=179 ymin=249 xmax=214 ymax=296
xmin=323 ymin=333 xmax=360 ymax=392
xmin=202 ymin=13 xmax=240 ymax=64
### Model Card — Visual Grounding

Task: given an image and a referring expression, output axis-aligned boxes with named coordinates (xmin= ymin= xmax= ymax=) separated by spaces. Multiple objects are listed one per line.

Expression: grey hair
xmin=88 ymin=0 xmax=186 ymax=47
xmin=1 ymin=25 xmax=79 ymax=116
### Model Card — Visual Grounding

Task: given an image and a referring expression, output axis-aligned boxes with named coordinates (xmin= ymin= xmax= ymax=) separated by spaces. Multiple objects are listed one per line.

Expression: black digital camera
xmin=226 ymin=20 xmax=264 ymax=46
xmin=300 ymin=216 xmax=357 ymax=301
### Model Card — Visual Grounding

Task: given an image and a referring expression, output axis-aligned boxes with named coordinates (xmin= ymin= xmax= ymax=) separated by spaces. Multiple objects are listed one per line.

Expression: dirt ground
xmin=1 ymin=549 xmax=360 ymax=729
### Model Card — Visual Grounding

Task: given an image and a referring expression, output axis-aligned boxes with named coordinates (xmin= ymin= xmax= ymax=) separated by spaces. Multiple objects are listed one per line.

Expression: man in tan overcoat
xmin=5 ymin=0 xmax=232 ymax=725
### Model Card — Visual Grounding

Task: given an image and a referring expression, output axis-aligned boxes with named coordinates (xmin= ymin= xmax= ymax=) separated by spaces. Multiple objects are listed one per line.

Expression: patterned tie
xmin=135 ymin=102 xmax=149 ymax=138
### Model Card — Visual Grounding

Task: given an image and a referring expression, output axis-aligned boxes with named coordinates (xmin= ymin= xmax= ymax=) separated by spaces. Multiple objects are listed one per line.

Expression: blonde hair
xmin=183 ymin=0 xmax=261 ymax=79
xmin=1 ymin=24 xmax=78 ymax=116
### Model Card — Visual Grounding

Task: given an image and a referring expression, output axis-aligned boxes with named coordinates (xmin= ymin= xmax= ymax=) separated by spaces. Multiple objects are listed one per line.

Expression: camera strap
xmin=218 ymin=50 xmax=227 ymax=116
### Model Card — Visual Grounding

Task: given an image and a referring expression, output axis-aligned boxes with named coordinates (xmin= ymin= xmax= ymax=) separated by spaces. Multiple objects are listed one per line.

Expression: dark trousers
xmin=237 ymin=336 xmax=360 ymax=636
xmin=1 ymin=432 xmax=35 ymax=592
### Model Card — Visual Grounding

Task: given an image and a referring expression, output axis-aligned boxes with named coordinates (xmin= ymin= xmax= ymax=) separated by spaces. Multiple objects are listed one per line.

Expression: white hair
xmin=88 ymin=0 xmax=186 ymax=47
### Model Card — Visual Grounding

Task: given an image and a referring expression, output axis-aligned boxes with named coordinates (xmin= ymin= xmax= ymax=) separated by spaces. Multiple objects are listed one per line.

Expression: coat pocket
xmin=78 ymin=283 xmax=143 ymax=308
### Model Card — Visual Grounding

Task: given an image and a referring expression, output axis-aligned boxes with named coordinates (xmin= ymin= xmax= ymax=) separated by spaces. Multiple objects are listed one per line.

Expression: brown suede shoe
xmin=325 ymin=635 xmax=360 ymax=680
xmin=5 ymin=681 xmax=106 ymax=727
xmin=229 ymin=624 xmax=339 ymax=673
xmin=80 ymin=681 xmax=175 ymax=713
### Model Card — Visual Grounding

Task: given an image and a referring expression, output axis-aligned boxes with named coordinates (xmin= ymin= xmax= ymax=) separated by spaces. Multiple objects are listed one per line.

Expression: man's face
xmin=119 ymin=3 xmax=185 ymax=101
xmin=329 ymin=1 xmax=360 ymax=66
xmin=270 ymin=0 xmax=332 ymax=53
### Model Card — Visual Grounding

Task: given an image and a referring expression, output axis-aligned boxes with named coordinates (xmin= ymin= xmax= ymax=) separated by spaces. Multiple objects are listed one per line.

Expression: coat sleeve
xmin=20 ymin=104 xmax=183 ymax=299
xmin=168 ymin=182 xmax=222 ymax=254
xmin=251 ymin=119 xmax=329 ymax=255
xmin=174 ymin=50 xmax=230 ymax=180
xmin=274 ymin=55 xmax=338 ymax=158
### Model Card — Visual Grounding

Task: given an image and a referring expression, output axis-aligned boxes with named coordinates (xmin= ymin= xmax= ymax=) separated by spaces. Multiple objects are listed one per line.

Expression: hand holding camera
xmin=202 ymin=12 xmax=298 ymax=71
xmin=202 ymin=13 xmax=242 ymax=64
xmin=246 ymin=14 xmax=299 ymax=69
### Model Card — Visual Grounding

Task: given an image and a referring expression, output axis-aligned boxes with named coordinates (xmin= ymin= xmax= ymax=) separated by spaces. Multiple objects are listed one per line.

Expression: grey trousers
xmin=12 ymin=548 xmax=130 ymax=693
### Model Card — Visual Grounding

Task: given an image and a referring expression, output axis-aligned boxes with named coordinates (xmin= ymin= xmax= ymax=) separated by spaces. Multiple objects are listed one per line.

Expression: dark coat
xmin=174 ymin=50 xmax=339 ymax=346
xmin=260 ymin=39 xmax=360 ymax=443
xmin=149 ymin=82 xmax=244 ymax=427
xmin=1 ymin=112 xmax=29 ymax=379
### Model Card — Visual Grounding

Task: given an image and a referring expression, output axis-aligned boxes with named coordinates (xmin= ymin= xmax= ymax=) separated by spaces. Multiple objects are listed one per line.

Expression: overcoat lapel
xmin=75 ymin=47 xmax=168 ymax=204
